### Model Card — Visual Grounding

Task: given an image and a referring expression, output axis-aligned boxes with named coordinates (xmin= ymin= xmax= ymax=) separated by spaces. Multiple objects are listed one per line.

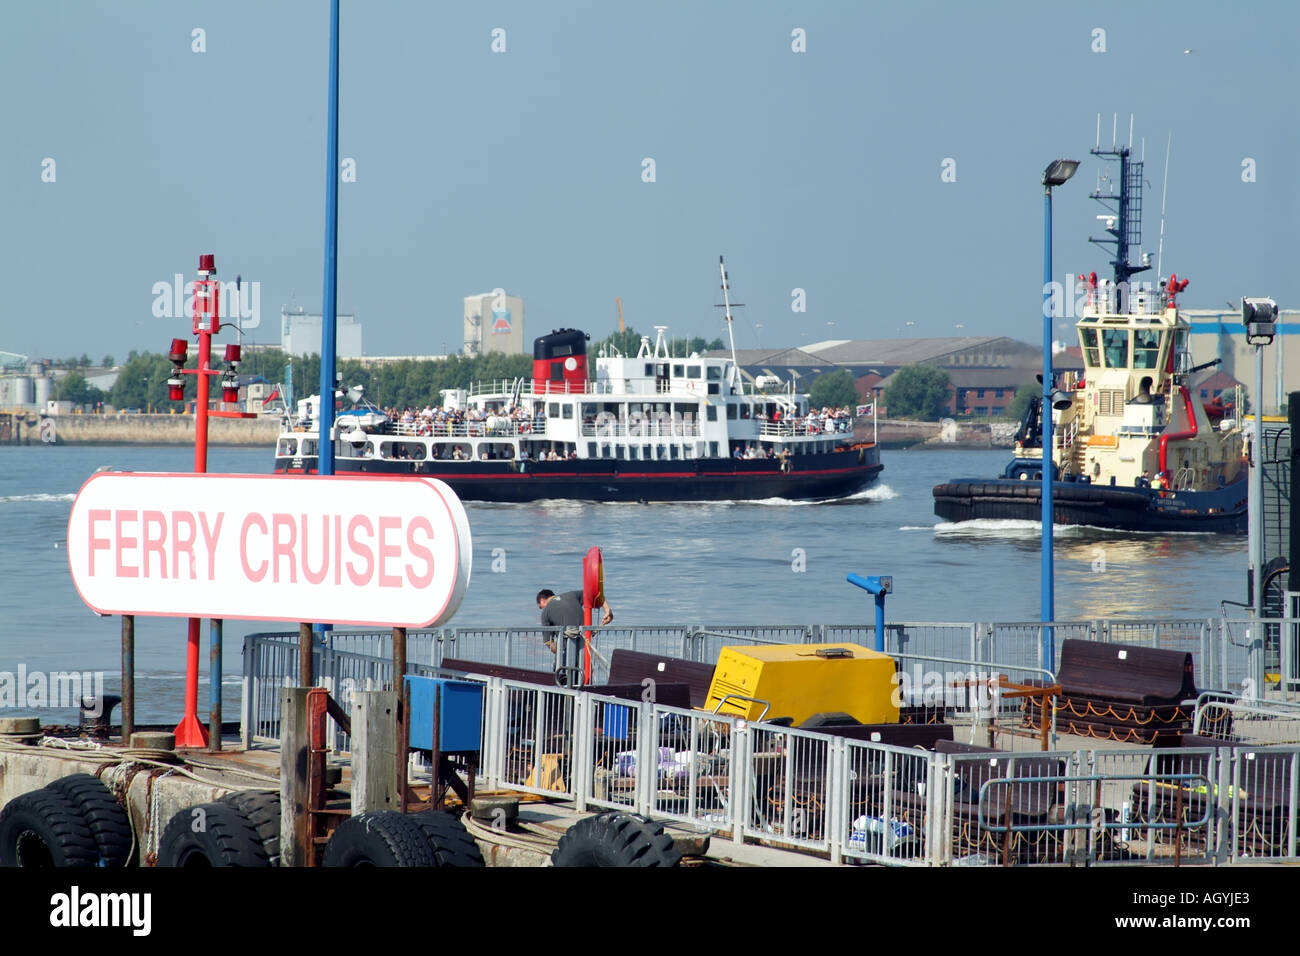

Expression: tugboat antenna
xmin=1156 ymin=131 xmax=1172 ymax=279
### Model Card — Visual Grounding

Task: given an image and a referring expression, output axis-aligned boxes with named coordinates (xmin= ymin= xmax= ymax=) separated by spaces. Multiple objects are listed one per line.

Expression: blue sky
xmin=2 ymin=0 xmax=1296 ymax=361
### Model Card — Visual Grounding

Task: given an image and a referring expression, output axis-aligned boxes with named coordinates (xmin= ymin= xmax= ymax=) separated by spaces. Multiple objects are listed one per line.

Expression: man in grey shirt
xmin=536 ymin=589 xmax=613 ymax=675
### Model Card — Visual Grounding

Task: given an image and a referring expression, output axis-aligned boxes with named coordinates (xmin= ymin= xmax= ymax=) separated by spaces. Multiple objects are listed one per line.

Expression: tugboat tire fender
xmin=0 ymin=788 xmax=99 ymax=867
xmin=322 ymin=811 xmax=436 ymax=867
xmin=216 ymin=790 xmax=281 ymax=867
xmin=45 ymin=773 xmax=133 ymax=868
xmin=408 ymin=810 xmax=485 ymax=867
xmin=550 ymin=811 xmax=682 ymax=867
xmin=157 ymin=800 xmax=272 ymax=867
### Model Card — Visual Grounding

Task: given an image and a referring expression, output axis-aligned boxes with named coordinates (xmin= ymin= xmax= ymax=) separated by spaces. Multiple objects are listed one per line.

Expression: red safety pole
xmin=173 ymin=253 xmax=219 ymax=748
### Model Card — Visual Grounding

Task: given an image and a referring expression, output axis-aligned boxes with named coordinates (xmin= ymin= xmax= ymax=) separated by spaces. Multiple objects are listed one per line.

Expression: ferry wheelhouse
xmin=274 ymin=326 xmax=882 ymax=502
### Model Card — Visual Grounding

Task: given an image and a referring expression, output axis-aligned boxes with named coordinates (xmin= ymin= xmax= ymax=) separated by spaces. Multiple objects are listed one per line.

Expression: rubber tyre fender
xmin=322 ymin=811 xmax=437 ymax=867
xmin=550 ymin=811 xmax=682 ymax=867
xmin=45 ymin=773 xmax=133 ymax=868
xmin=157 ymin=801 xmax=272 ymax=867
xmin=216 ymin=790 xmax=281 ymax=867
xmin=0 ymin=789 xmax=99 ymax=867
xmin=408 ymin=810 xmax=485 ymax=867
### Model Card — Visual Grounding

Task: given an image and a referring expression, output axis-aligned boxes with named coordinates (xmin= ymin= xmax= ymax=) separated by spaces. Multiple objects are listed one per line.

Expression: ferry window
xmin=709 ymin=442 xmax=718 ymax=456
xmin=562 ymin=404 xmax=574 ymax=419
xmin=616 ymin=446 xmax=625 ymax=460
xmin=548 ymin=403 xmax=560 ymax=417
xmin=706 ymin=406 xmax=718 ymax=422
xmin=581 ymin=403 xmax=597 ymax=418
xmin=601 ymin=444 xmax=611 ymax=458
xmin=645 ymin=363 xmax=654 ymax=376
xmin=1134 ymin=329 xmax=1161 ymax=369
xmin=629 ymin=446 xmax=637 ymax=459
xmin=302 ymin=440 xmax=318 ymax=456
xmin=278 ymin=439 xmax=297 ymax=456
xmin=643 ymin=445 xmax=652 ymax=459
xmin=673 ymin=364 xmax=684 ymax=377
xmin=670 ymin=445 xmax=679 ymax=459
xmin=687 ymin=365 xmax=701 ymax=378
xmin=708 ymin=384 xmax=720 ymax=395
xmin=656 ymin=444 xmax=666 ymax=459
xmin=707 ymin=366 xmax=722 ymax=380
xmin=740 ymin=403 xmax=751 ymax=419
xmin=727 ymin=404 xmax=737 ymax=420
xmin=588 ymin=442 xmax=597 ymax=456
xmin=1102 ymin=329 xmax=1130 ymax=368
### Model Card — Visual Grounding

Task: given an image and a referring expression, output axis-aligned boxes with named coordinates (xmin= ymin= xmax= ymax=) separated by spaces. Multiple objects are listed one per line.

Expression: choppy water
xmin=0 ymin=444 xmax=1247 ymax=722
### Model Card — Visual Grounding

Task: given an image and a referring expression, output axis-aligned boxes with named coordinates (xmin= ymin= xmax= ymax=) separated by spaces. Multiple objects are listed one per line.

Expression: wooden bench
xmin=440 ymin=657 xmax=556 ymax=687
xmin=1024 ymin=639 xmax=1198 ymax=743
xmin=606 ymin=649 xmax=717 ymax=709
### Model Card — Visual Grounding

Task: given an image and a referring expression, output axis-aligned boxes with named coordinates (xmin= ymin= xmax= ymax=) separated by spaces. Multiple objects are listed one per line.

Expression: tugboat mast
xmin=1089 ymin=121 xmax=1151 ymax=313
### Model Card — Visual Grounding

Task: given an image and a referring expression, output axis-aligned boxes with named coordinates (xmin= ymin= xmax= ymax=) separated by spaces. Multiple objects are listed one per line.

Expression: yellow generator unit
xmin=704 ymin=643 xmax=898 ymax=725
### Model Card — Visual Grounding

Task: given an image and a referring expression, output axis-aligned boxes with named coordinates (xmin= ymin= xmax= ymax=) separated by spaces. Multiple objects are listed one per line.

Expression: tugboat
xmin=932 ymin=144 xmax=1248 ymax=533
xmin=274 ymin=262 xmax=882 ymax=503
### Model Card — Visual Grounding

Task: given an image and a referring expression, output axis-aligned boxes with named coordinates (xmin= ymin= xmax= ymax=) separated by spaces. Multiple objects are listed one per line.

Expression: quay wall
xmin=858 ymin=418 xmax=1017 ymax=449
xmin=1 ymin=411 xmax=280 ymax=445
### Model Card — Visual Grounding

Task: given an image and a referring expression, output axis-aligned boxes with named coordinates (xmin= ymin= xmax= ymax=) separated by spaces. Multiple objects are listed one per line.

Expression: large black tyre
xmin=322 ymin=811 xmax=437 ymax=867
xmin=156 ymin=801 xmax=271 ymax=867
xmin=216 ymin=790 xmax=281 ymax=867
xmin=46 ymin=773 xmax=133 ymax=868
xmin=0 ymin=789 xmax=99 ymax=867
xmin=551 ymin=812 xmax=681 ymax=867
xmin=409 ymin=810 xmax=485 ymax=867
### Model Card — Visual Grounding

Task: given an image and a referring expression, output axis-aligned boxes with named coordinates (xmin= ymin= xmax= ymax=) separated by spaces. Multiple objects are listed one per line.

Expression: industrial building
xmin=280 ymin=307 xmax=363 ymax=358
xmin=463 ymin=291 xmax=524 ymax=357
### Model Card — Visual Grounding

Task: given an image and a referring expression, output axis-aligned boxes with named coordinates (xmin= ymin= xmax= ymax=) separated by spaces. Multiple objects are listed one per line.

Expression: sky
xmin=1 ymin=0 xmax=1296 ymax=363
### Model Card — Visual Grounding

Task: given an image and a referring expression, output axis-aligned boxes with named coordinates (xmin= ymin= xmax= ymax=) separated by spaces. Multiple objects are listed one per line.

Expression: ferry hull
xmin=932 ymin=477 xmax=1247 ymax=534
xmin=277 ymin=448 xmax=882 ymax=502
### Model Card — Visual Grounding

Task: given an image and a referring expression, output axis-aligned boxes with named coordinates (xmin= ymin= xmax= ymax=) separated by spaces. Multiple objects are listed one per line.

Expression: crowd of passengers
xmin=374 ymin=402 xmax=858 ymax=435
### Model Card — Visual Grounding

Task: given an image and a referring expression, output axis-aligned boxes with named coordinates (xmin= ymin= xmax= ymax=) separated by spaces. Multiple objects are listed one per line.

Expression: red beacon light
xmin=221 ymin=343 xmax=242 ymax=405
xmin=168 ymin=338 xmax=188 ymax=364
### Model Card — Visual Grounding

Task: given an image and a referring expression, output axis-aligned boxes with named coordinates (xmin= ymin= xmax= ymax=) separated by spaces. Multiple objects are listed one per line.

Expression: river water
xmin=0 ymin=443 xmax=1247 ymax=722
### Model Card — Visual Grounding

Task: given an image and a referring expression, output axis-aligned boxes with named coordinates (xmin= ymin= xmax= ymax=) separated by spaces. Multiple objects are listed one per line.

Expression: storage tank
xmin=12 ymin=376 xmax=33 ymax=406
xmin=34 ymin=376 xmax=52 ymax=408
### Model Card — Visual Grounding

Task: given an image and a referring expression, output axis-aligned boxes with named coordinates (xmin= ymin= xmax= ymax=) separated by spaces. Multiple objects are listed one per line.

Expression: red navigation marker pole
xmin=170 ymin=253 xmax=222 ymax=748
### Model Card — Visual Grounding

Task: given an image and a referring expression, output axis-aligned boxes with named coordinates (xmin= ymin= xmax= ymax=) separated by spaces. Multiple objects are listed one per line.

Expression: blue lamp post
xmin=847 ymin=574 xmax=893 ymax=653
xmin=317 ymin=0 xmax=340 ymax=477
xmin=1040 ymin=158 xmax=1079 ymax=670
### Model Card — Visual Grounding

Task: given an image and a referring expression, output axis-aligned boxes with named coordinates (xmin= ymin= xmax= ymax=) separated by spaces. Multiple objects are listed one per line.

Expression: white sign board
xmin=67 ymin=473 xmax=471 ymax=627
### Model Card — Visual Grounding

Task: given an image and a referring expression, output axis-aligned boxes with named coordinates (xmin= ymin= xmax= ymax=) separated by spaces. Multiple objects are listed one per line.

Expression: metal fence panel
xmin=584 ymin=692 xmax=645 ymax=813
xmin=1230 ymin=747 xmax=1299 ymax=862
xmin=839 ymin=741 xmax=933 ymax=866
xmin=647 ymin=705 xmax=738 ymax=833
xmin=1086 ymin=748 xmax=1219 ymax=865
xmin=742 ymin=724 xmax=833 ymax=853
xmin=496 ymin=680 xmax=579 ymax=799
